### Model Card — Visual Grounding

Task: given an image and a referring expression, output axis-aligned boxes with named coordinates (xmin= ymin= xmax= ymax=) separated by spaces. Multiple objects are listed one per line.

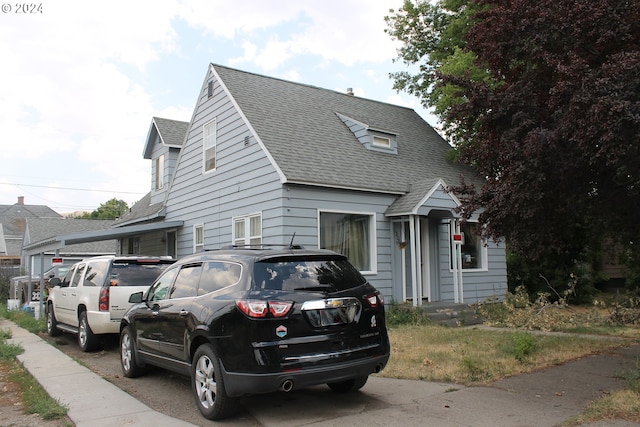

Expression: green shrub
xmin=386 ymin=301 xmax=432 ymax=327
xmin=508 ymin=332 xmax=537 ymax=362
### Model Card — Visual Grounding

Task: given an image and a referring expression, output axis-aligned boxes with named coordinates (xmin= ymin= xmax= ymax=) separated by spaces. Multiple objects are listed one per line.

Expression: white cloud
xmin=182 ymin=0 xmax=403 ymax=70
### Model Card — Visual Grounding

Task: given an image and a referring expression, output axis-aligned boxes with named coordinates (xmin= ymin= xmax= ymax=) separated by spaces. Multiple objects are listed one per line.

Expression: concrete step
xmin=414 ymin=302 xmax=484 ymax=327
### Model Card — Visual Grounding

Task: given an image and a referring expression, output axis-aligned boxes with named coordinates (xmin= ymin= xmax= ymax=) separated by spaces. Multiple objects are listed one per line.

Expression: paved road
xmin=41 ymin=330 xmax=640 ymax=427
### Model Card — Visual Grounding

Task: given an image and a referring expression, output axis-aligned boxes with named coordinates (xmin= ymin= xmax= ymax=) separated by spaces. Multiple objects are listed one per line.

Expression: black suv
xmin=120 ymin=246 xmax=390 ymax=420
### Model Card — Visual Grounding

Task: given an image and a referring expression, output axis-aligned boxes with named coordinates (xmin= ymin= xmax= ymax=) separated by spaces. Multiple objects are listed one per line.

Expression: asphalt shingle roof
xmin=25 ymin=218 xmax=117 ymax=254
xmin=152 ymin=117 xmax=188 ymax=147
xmin=213 ymin=64 xmax=477 ymax=195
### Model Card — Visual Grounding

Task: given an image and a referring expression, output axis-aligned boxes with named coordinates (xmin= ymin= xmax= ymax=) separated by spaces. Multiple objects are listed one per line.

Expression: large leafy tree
xmin=78 ymin=198 xmax=129 ymax=220
xmin=386 ymin=0 xmax=640 ymax=270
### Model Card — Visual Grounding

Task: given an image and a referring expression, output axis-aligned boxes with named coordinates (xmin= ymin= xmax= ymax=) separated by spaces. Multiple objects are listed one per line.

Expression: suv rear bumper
xmin=222 ymin=353 xmax=390 ymax=397
xmin=87 ymin=311 xmax=119 ymax=334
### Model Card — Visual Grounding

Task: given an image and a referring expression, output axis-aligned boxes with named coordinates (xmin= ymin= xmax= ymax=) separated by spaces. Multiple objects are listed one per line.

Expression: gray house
xmin=28 ymin=64 xmax=507 ymax=306
xmin=135 ymin=64 xmax=507 ymax=305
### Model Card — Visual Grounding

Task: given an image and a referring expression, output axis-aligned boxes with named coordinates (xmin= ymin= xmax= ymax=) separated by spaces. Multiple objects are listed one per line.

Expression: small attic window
xmin=207 ymin=81 xmax=213 ymax=98
xmin=335 ymin=112 xmax=398 ymax=155
xmin=372 ymin=135 xmax=391 ymax=148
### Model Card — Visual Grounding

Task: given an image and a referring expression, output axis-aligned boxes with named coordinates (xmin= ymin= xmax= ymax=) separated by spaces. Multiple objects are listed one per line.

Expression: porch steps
xmin=421 ymin=302 xmax=484 ymax=327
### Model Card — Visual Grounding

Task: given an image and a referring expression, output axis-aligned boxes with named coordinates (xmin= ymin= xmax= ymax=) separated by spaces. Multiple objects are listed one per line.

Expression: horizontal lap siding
xmin=165 ymin=70 xmax=284 ymax=257
xmin=283 ymin=185 xmax=396 ymax=298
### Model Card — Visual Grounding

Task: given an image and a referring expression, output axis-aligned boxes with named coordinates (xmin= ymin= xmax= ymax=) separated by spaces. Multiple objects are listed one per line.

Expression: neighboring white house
xmin=25 ymin=64 xmax=508 ymax=305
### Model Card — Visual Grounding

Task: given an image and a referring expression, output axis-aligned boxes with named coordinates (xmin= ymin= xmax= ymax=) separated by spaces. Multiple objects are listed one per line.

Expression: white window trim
xmin=203 ymin=118 xmax=217 ymax=173
xmin=194 ymin=224 xmax=204 ymax=253
xmin=317 ymin=209 xmax=377 ymax=275
xmin=231 ymin=212 xmax=262 ymax=246
xmin=449 ymin=221 xmax=489 ymax=272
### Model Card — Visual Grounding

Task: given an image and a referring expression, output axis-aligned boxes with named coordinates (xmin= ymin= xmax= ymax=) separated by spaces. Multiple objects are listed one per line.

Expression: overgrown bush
xmin=386 ymin=301 xmax=432 ymax=327
xmin=476 ymin=286 xmax=640 ymax=332
xmin=507 ymin=248 xmax=598 ymax=304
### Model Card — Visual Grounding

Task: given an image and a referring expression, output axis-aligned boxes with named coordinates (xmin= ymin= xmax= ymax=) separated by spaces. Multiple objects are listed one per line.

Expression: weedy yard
xmin=381 ymin=289 xmax=640 ymax=425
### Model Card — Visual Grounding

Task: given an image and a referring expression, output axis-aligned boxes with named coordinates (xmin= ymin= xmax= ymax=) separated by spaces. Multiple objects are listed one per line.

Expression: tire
xmin=78 ymin=311 xmax=98 ymax=352
xmin=191 ymin=343 xmax=238 ymax=420
xmin=327 ymin=375 xmax=369 ymax=393
xmin=46 ymin=303 xmax=61 ymax=337
xmin=120 ymin=326 xmax=145 ymax=378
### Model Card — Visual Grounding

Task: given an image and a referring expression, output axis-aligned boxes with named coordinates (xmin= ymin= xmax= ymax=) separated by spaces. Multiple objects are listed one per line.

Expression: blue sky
xmin=0 ymin=0 xmax=436 ymax=214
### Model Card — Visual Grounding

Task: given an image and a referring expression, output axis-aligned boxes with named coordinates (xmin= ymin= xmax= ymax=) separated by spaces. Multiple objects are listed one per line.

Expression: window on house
xmin=127 ymin=236 xmax=140 ymax=255
xmin=319 ymin=211 xmax=375 ymax=272
xmin=233 ymin=213 xmax=262 ymax=247
xmin=155 ymin=154 xmax=165 ymax=190
xmin=203 ymin=119 xmax=216 ymax=172
xmin=194 ymin=224 xmax=204 ymax=253
xmin=207 ymin=81 xmax=213 ymax=98
xmin=451 ymin=222 xmax=486 ymax=270
xmin=372 ymin=135 xmax=391 ymax=148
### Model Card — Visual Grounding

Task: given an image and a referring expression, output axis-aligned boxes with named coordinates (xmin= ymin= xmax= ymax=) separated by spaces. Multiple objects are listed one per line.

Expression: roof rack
xmin=219 ymin=244 xmax=306 ymax=250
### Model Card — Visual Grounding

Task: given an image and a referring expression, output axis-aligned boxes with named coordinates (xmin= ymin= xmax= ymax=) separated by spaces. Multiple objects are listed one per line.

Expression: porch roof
xmin=385 ymin=178 xmax=460 ymax=216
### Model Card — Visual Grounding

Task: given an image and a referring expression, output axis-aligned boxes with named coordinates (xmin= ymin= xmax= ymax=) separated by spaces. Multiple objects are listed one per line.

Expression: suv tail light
xmin=364 ymin=292 xmax=383 ymax=308
xmin=236 ymin=300 xmax=293 ymax=318
xmin=99 ymin=288 xmax=109 ymax=311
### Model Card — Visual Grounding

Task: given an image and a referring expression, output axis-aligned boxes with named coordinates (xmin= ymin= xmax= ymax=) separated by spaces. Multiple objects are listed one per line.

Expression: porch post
xmin=409 ymin=215 xmax=419 ymax=307
xmin=451 ymin=220 xmax=464 ymax=303
xmin=414 ymin=216 xmax=423 ymax=305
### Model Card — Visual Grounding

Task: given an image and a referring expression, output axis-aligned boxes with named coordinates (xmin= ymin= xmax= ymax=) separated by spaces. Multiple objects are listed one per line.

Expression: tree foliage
xmin=78 ymin=198 xmax=128 ymax=220
xmin=386 ymin=0 xmax=640 ymax=272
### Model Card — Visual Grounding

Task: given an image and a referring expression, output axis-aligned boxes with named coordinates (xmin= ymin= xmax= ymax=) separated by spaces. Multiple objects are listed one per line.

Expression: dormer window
xmin=372 ymin=135 xmax=391 ymax=148
xmin=155 ymin=154 xmax=165 ymax=190
xmin=335 ymin=112 xmax=398 ymax=154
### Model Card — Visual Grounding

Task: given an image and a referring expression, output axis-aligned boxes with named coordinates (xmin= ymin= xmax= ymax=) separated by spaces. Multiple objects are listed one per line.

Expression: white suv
xmin=46 ymin=255 xmax=174 ymax=351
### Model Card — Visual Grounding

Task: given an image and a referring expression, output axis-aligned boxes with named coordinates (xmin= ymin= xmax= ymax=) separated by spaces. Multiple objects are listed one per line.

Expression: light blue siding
xmin=161 ymin=66 xmax=507 ymax=305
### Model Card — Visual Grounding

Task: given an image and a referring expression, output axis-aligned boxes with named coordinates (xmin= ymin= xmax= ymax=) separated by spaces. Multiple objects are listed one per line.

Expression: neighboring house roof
xmin=0 ymin=200 xmax=63 ymax=256
xmin=143 ymin=117 xmax=189 ymax=159
xmin=114 ymin=192 xmax=166 ymax=227
xmin=24 ymin=218 xmax=117 ymax=255
xmin=211 ymin=64 xmax=477 ymax=196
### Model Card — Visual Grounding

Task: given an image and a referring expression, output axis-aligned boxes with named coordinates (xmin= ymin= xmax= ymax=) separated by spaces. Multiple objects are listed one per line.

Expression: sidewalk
xmin=3 ymin=317 xmax=640 ymax=427
xmin=2 ymin=318 xmax=197 ymax=427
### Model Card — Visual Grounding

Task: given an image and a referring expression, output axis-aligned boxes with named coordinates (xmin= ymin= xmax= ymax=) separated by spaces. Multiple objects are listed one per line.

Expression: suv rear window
xmin=110 ymin=262 xmax=171 ymax=287
xmin=253 ymin=257 xmax=366 ymax=292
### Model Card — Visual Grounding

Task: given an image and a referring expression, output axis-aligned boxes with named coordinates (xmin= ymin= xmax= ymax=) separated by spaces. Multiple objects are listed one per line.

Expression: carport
xmin=21 ymin=220 xmax=183 ymax=317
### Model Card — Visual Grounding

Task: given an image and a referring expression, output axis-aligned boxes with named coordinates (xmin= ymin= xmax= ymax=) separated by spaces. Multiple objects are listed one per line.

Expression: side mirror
xmin=129 ymin=292 xmax=144 ymax=304
xmin=49 ymin=277 xmax=61 ymax=286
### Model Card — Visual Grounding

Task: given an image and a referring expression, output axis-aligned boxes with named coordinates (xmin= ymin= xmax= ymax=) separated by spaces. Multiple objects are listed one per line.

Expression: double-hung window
xmin=233 ymin=213 xmax=262 ymax=247
xmin=451 ymin=222 xmax=487 ymax=270
xmin=203 ymin=119 xmax=216 ymax=172
xmin=194 ymin=224 xmax=204 ymax=253
xmin=155 ymin=154 xmax=165 ymax=190
xmin=319 ymin=210 xmax=375 ymax=273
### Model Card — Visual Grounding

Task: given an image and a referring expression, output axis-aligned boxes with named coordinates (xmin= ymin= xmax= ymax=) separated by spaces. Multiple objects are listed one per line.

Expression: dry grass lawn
xmin=380 ymin=324 xmax=631 ymax=385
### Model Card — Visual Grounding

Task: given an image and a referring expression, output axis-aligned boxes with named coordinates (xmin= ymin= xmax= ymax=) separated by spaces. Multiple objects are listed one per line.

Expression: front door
xmin=392 ymin=216 xmax=444 ymax=305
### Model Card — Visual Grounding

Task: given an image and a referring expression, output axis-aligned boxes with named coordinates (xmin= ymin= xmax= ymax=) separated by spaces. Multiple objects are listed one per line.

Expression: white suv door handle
xmin=180 ymin=310 xmax=189 ymax=317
